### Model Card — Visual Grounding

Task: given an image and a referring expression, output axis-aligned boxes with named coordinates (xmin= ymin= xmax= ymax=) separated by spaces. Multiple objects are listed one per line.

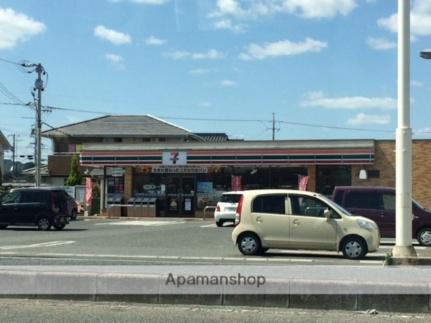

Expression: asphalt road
xmin=0 ymin=217 xmax=429 ymax=265
xmin=0 ymin=299 xmax=430 ymax=323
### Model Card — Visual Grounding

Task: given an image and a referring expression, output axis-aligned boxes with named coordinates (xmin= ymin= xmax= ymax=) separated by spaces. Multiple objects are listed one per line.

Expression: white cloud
xmin=416 ymin=127 xmax=431 ymax=134
xmin=94 ymin=25 xmax=132 ymax=45
xmin=198 ymin=101 xmax=212 ymax=108
xmin=240 ymin=38 xmax=327 ymax=60
xmin=213 ymin=19 xmax=245 ymax=33
xmin=0 ymin=7 xmax=46 ymax=50
xmin=211 ymin=0 xmax=357 ymax=19
xmin=367 ymin=37 xmax=396 ymax=50
xmin=282 ymin=0 xmax=357 ymax=18
xmin=145 ymin=35 xmax=166 ymax=46
xmin=412 ymin=80 xmax=424 ymax=87
xmin=189 ymin=68 xmax=211 ymax=75
xmin=165 ymin=49 xmax=224 ymax=60
xmin=111 ymin=0 xmax=170 ymax=5
xmin=220 ymin=79 xmax=237 ymax=87
xmin=378 ymin=0 xmax=431 ymax=37
xmin=105 ymin=53 xmax=124 ymax=64
xmin=301 ymin=91 xmax=397 ymax=110
xmin=347 ymin=113 xmax=391 ymax=126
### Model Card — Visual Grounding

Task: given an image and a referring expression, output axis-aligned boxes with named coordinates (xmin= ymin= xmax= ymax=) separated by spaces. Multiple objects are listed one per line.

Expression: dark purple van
xmin=332 ymin=186 xmax=431 ymax=246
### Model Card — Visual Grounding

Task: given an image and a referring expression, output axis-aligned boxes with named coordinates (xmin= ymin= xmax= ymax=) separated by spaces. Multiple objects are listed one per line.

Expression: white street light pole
xmin=392 ymin=0 xmax=417 ymax=258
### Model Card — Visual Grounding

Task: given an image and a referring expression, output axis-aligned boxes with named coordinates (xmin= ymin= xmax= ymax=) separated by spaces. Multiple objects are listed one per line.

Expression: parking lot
xmin=0 ymin=217 xmax=429 ymax=266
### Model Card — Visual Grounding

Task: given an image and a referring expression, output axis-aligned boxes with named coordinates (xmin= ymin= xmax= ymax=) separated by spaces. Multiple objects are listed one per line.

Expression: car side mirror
xmin=324 ymin=209 xmax=333 ymax=220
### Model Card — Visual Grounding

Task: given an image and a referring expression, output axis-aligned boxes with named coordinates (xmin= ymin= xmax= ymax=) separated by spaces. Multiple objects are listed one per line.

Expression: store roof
xmin=41 ymin=115 xmax=202 ymax=139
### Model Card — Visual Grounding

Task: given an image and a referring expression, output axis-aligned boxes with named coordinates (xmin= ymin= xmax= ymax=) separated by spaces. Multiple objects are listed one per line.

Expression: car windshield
xmin=316 ymin=193 xmax=353 ymax=217
xmin=220 ymin=194 xmax=242 ymax=203
xmin=413 ymin=198 xmax=424 ymax=210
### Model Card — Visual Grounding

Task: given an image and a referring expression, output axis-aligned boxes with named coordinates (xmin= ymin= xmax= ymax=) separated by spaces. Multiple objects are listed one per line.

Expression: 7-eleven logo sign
xmin=163 ymin=151 xmax=187 ymax=165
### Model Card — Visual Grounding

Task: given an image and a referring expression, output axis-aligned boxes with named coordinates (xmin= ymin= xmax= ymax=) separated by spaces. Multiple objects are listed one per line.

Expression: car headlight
xmin=357 ymin=219 xmax=377 ymax=231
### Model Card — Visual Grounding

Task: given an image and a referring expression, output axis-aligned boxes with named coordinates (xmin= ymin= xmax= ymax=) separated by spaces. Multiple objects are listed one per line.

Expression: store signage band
xmin=152 ymin=166 xmax=208 ymax=174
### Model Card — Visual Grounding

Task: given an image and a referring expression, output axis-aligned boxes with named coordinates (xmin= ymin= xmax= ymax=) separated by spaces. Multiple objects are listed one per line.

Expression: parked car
xmin=232 ymin=189 xmax=380 ymax=259
xmin=0 ymin=187 xmax=69 ymax=230
xmin=214 ymin=191 xmax=243 ymax=227
xmin=332 ymin=186 xmax=431 ymax=246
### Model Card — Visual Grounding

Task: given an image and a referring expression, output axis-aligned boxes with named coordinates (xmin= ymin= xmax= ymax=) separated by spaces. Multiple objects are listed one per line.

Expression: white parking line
xmin=95 ymin=220 xmax=185 ymax=226
xmin=0 ymin=241 xmax=75 ymax=250
xmin=200 ymin=224 xmax=217 ymax=228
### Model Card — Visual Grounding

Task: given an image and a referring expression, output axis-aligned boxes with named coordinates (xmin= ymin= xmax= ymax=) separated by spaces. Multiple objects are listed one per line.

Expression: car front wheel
xmin=417 ymin=228 xmax=431 ymax=246
xmin=37 ymin=217 xmax=51 ymax=231
xmin=341 ymin=236 xmax=367 ymax=259
xmin=237 ymin=233 xmax=261 ymax=256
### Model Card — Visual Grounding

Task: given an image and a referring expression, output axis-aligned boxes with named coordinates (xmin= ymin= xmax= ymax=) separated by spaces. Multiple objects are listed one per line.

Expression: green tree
xmin=65 ymin=154 xmax=82 ymax=186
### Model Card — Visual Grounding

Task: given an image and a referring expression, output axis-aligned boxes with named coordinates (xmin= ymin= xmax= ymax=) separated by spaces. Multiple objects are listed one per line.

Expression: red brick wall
xmin=352 ymin=140 xmax=431 ymax=209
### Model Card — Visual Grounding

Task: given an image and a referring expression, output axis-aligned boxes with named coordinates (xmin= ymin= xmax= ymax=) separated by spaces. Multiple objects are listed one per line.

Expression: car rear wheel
xmin=417 ymin=228 xmax=431 ymax=246
xmin=341 ymin=236 xmax=367 ymax=259
xmin=216 ymin=220 xmax=224 ymax=227
xmin=237 ymin=233 xmax=261 ymax=256
xmin=37 ymin=217 xmax=51 ymax=231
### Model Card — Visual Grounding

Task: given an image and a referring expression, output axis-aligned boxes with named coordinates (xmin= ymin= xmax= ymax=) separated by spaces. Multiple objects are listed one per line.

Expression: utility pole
xmin=33 ymin=64 xmax=45 ymax=187
xmin=12 ymin=134 xmax=16 ymax=177
xmin=22 ymin=62 xmax=46 ymax=186
xmin=271 ymin=113 xmax=280 ymax=141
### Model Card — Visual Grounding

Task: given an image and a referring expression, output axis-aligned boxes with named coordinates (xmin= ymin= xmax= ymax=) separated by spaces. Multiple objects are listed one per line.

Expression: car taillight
xmin=216 ymin=205 xmax=220 ymax=212
xmin=235 ymin=195 xmax=243 ymax=225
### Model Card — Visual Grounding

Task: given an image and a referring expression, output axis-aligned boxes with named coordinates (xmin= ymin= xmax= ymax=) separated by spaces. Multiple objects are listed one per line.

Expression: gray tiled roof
xmin=194 ymin=133 xmax=229 ymax=142
xmin=42 ymin=115 xmax=196 ymax=138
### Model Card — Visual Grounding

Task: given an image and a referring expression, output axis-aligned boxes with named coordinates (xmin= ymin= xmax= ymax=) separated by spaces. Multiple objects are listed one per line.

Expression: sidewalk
xmin=1 ymin=265 xmax=431 ymax=313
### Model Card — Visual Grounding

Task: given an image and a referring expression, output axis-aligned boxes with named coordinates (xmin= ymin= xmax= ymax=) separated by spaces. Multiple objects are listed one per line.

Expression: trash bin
xmin=107 ymin=195 xmax=121 ymax=218
xmin=135 ymin=197 xmax=146 ymax=217
xmin=147 ymin=198 xmax=156 ymax=217
xmin=127 ymin=197 xmax=137 ymax=217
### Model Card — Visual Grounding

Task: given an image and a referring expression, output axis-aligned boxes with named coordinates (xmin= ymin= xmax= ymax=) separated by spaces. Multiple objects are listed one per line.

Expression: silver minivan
xmin=232 ymin=189 xmax=380 ymax=259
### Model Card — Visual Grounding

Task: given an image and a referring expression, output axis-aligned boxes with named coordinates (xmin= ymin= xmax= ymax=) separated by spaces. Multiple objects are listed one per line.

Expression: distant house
xmin=0 ymin=131 xmax=12 ymax=180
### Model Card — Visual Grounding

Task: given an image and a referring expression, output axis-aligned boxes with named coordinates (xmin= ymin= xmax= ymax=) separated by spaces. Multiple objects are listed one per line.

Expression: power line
xmin=278 ymin=120 xmax=394 ymax=133
xmin=0 ymin=81 xmax=26 ymax=104
xmin=0 ymin=100 xmax=400 ymax=134
xmin=0 ymin=57 xmax=21 ymax=66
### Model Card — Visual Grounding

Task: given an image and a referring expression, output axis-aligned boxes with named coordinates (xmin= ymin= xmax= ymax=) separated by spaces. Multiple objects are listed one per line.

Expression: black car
xmin=0 ymin=187 xmax=69 ymax=230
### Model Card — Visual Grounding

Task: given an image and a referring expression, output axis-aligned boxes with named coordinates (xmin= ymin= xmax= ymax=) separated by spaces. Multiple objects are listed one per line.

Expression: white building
xmin=0 ymin=131 xmax=12 ymax=180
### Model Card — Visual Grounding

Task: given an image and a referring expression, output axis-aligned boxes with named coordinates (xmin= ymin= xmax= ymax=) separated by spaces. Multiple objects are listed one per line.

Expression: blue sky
xmin=1 ymin=0 xmax=431 ymax=159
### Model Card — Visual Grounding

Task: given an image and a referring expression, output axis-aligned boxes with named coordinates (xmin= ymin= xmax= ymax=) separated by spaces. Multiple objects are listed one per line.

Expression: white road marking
xmin=200 ymin=224 xmax=217 ymax=228
xmin=0 ymin=241 xmax=75 ymax=250
xmin=95 ymin=220 xmax=184 ymax=226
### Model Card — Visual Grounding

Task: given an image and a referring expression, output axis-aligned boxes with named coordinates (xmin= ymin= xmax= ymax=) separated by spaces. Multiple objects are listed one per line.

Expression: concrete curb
xmin=0 ymin=270 xmax=430 ymax=313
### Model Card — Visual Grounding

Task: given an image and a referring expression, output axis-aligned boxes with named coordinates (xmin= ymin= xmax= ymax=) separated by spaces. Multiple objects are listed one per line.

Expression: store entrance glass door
xmin=166 ymin=176 xmax=195 ymax=216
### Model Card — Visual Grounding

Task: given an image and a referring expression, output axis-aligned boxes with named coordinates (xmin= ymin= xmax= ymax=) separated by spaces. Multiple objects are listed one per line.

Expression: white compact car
xmin=214 ymin=191 xmax=243 ymax=227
